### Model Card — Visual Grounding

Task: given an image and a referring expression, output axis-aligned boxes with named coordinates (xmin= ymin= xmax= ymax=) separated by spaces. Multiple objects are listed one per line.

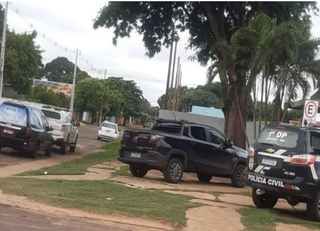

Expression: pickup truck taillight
xmin=25 ymin=126 xmax=31 ymax=138
xmin=150 ymin=135 xmax=164 ymax=143
xmin=291 ymin=154 xmax=316 ymax=165
xmin=61 ymin=124 xmax=66 ymax=132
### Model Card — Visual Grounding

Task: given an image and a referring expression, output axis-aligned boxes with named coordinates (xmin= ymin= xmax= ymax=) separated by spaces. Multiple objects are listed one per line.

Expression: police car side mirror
xmin=227 ymin=139 xmax=233 ymax=147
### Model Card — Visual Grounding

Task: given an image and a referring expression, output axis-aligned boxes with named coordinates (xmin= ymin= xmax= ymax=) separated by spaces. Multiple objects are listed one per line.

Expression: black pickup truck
xmin=118 ymin=119 xmax=248 ymax=187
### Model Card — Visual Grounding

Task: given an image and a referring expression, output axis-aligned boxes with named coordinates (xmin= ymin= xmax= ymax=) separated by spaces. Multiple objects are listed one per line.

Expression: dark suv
xmin=0 ymin=101 xmax=53 ymax=158
xmin=243 ymin=123 xmax=320 ymax=221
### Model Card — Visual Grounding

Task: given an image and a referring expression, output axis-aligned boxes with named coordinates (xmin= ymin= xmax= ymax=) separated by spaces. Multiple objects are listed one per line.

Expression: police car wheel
xmin=197 ymin=173 xmax=212 ymax=182
xmin=306 ymin=190 xmax=320 ymax=222
xmin=252 ymin=188 xmax=278 ymax=208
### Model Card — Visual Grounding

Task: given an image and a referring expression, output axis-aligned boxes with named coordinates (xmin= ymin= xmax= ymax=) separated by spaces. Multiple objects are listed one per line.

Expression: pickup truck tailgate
xmin=121 ymin=130 xmax=155 ymax=151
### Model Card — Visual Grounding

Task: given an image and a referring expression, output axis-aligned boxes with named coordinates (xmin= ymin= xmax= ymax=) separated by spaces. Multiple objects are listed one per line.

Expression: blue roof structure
xmin=190 ymin=105 xmax=225 ymax=119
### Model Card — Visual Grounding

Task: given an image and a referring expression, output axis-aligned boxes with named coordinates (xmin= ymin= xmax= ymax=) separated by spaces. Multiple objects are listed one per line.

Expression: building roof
xmin=190 ymin=105 xmax=224 ymax=119
xmin=33 ymin=79 xmax=73 ymax=97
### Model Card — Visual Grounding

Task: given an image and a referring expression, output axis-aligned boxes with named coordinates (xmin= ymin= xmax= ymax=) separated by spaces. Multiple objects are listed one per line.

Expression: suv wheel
xmin=231 ymin=164 xmax=245 ymax=188
xmin=45 ymin=139 xmax=53 ymax=157
xmin=164 ymin=158 xmax=183 ymax=183
xmin=252 ymin=188 xmax=278 ymax=208
xmin=197 ymin=173 xmax=212 ymax=182
xmin=307 ymin=190 xmax=320 ymax=221
xmin=129 ymin=165 xmax=148 ymax=178
xmin=60 ymin=136 xmax=69 ymax=154
xmin=70 ymin=135 xmax=78 ymax=153
xmin=97 ymin=136 xmax=101 ymax=141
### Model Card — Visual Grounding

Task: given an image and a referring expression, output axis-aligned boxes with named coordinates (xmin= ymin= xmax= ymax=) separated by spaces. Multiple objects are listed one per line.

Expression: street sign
xmin=302 ymin=100 xmax=319 ymax=126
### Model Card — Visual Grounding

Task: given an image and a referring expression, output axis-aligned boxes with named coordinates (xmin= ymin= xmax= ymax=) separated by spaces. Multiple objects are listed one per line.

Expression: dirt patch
xmin=184 ymin=204 xmax=244 ymax=231
xmin=276 ymin=223 xmax=313 ymax=231
xmin=164 ymin=190 xmax=216 ymax=201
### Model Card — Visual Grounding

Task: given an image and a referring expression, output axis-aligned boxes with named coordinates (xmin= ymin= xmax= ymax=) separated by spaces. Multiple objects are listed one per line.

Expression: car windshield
xmin=41 ymin=110 xmax=61 ymax=120
xmin=0 ymin=103 xmax=27 ymax=126
xmin=102 ymin=122 xmax=117 ymax=130
xmin=257 ymin=127 xmax=300 ymax=149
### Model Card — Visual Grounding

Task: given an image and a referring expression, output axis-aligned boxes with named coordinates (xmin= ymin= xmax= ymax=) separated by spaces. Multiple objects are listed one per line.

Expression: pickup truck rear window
xmin=0 ymin=103 xmax=27 ymax=126
xmin=152 ymin=123 xmax=182 ymax=134
xmin=41 ymin=110 xmax=61 ymax=120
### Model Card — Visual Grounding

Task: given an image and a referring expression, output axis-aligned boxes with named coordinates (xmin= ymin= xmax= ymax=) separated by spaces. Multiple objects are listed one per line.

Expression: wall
xmin=158 ymin=110 xmax=262 ymax=148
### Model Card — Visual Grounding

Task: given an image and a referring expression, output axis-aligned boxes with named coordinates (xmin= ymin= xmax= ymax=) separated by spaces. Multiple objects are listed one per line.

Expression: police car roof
xmin=267 ymin=122 xmax=320 ymax=132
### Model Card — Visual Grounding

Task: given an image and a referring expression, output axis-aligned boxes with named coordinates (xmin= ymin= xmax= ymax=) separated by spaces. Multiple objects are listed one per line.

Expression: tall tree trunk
xmin=258 ymin=75 xmax=264 ymax=132
xmin=253 ymin=82 xmax=257 ymax=139
xmin=224 ymin=81 xmax=247 ymax=149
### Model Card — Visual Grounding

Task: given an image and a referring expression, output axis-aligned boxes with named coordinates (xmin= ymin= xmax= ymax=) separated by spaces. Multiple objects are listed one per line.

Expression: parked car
xmin=243 ymin=123 xmax=320 ymax=222
xmin=40 ymin=106 xmax=80 ymax=154
xmin=118 ymin=118 xmax=248 ymax=187
xmin=0 ymin=101 xmax=53 ymax=158
xmin=97 ymin=121 xmax=120 ymax=141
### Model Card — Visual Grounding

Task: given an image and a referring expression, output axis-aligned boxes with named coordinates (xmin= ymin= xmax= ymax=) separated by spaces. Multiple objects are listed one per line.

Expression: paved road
xmin=0 ymin=205 xmax=128 ymax=231
xmin=0 ymin=123 xmax=102 ymax=167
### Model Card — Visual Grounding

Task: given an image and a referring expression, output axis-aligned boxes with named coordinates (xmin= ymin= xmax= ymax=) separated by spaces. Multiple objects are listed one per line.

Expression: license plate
xmin=131 ymin=152 xmax=141 ymax=158
xmin=3 ymin=128 xmax=14 ymax=135
xmin=262 ymin=158 xmax=277 ymax=166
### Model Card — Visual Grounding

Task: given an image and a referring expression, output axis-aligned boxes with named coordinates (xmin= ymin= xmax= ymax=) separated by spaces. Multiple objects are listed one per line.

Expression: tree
xmin=75 ymin=78 xmax=107 ymax=124
xmin=3 ymin=31 xmax=42 ymax=95
xmin=93 ymin=2 xmax=317 ymax=148
xmin=26 ymin=86 xmax=59 ymax=106
xmin=40 ymin=57 xmax=91 ymax=83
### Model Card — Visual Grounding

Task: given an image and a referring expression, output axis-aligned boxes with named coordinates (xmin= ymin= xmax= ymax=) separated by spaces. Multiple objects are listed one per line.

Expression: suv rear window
xmin=257 ymin=127 xmax=299 ymax=149
xmin=0 ymin=103 xmax=27 ymax=126
xmin=41 ymin=110 xmax=61 ymax=120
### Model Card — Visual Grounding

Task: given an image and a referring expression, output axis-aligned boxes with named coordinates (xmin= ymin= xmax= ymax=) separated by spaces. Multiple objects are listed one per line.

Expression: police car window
xmin=310 ymin=132 xmax=320 ymax=153
xmin=257 ymin=128 xmax=298 ymax=148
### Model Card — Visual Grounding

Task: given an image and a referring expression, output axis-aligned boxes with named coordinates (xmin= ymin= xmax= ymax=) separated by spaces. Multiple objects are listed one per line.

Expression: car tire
xmin=60 ymin=136 xmax=69 ymax=154
xmin=231 ymin=164 xmax=245 ymax=188
xmin=164 ymin=158 xmax=183 ymax=184
xmin=30 ymin=142 xmax=39 ymax=159
xmin=307 ymin=190 xmax=320 ymax=221
xmin=45 ymin=139 xmax=53 ymax=157
xmin=129 ymin=165 xmax=148 ymax=178
xmin=197 ymin=173 xmax=212 ymax=182
xmin=97 ymin=136 xmax=101 ymax=141
xmin=69 ymin=135 xmax=78 ymax=153
xmin=252 ymin=188 xmax=278 ymax=208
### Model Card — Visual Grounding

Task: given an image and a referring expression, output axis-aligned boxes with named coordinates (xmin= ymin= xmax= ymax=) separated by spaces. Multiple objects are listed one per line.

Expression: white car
xmin=41 ymin=106 xmax=80 ymax=154
xmin=97 ymin=121 xmax=120 ymax=141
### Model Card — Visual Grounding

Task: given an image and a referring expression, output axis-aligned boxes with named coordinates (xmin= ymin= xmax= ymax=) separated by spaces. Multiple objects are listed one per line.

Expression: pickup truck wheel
xmin=60 ymin=136 xmax=69 ymax=154
xmin=164 ymin=158 xmax=183 ymax=184
xmin=69 ymin=135 xmax=78 ymax=153
xmin=45 ymin=139 xmax=53 ymax=157
xmin=252 ymin=188 xmax=278 ymax=208
xmin=129 ymin=165 xmax=148 ymax=178
xmin=29 ymin=142 xmax=39 ymax=159
xmin=231 ymin=164 xmax=245 ymax=188
xmin=197 ymin=173 xmax=212 ymax=182
xmin=307 ymin=190 xmax=320 ymax=221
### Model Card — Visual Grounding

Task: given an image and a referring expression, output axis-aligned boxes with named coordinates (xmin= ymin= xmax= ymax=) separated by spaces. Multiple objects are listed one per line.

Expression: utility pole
xmin=0 ymin=1 xmax=9 ymax=99
xmin=69 ymin=49 xmax=79 ymax=114
xmin=172 ymin=60 xmax=180 ymax=111
xmin=175 ymin=69 xmax=182 ymax=111
xmin=164 ymin=25 xmax=175 ymax=110
xmin=99 ymin=69 xmax=107 ymax=125
xmin=168 ymin=39 xmax=178 ymax=110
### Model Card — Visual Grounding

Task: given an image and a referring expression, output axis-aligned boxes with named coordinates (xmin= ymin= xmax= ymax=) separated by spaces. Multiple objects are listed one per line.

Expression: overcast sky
xmin=6 ymin=1 xmax=320 ymax=106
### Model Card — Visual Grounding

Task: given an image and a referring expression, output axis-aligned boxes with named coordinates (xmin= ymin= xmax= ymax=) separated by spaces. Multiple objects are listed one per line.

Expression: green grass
xmin=239 ymin=207 xmax=320 ymax=231
xmin=0 ymin=178 xmax=197 ymax=226
xmin=18 ymin=140 xmax=120 ymax=176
